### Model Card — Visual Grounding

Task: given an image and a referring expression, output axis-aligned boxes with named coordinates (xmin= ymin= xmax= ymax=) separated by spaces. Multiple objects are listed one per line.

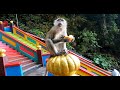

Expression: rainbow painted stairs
xmin=0 ymin=22 xmax=112 ymax=76
xmin=0 ymin=41 xmax=41 ymax=76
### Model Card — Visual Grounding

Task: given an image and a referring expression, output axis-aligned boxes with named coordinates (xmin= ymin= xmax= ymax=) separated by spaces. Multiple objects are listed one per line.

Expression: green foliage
xmin=93 ymin=53 xmax=118 ymax=70
xmin=1 ymin=14 xmax=120 ymax=70
xmin=77 ymin=28 xmax=100 ymax=54
xmin=66 ymin=43 xmax=74 ymax=50
xmin=29 ymin=29 xmax=46 ymax=38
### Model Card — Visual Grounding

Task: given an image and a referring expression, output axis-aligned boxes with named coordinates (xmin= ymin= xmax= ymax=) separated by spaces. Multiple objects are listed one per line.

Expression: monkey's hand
xmin=52 ymin=35 xmax=74 ymax=43
xmin=60 ymin=36 xmax=69 ymax=42
xmin=52 ymin=36 xmax=69 ymax=43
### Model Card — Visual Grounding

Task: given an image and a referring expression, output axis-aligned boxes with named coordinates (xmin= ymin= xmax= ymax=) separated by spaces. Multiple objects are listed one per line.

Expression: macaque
xmin=45 ymin=18 xmax=75 ymax=57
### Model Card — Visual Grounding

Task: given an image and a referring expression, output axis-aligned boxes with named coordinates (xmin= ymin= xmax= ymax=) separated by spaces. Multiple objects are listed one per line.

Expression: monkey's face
xmin=53 ymin=18 xmax=67 ymax=27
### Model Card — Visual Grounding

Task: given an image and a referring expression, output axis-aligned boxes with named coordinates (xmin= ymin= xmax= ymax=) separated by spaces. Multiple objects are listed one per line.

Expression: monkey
xmin=45 ymin=18 xmax=75 ymax=57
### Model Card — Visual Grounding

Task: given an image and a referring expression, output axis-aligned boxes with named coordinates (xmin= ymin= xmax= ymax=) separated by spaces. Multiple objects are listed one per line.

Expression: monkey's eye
xmin=57 ymin=19 xmax=61 ymax=21
xmin=61 ymin=19 xmax=64 ymax=21
xmin=57 ymin=18 xmax=64 ymax=21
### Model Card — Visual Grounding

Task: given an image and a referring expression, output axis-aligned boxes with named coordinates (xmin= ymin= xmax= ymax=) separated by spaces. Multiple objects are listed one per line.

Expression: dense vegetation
xmin=1 ymin=14 xmax=120 ymax=71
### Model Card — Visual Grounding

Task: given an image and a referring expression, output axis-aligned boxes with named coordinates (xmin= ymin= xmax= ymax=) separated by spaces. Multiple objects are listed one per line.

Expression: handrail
xmin=0 ymin=30 xmax=36 ymax=51
xmin=26 ymin=32 xmax=45 ymax=43
xmin=13 ymin=26 xmax=46 ymax=47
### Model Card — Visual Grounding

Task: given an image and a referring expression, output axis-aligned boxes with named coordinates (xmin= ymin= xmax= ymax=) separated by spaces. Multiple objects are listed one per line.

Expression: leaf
xmin=95 ymin=60 xmax=100 ymax=64
xmin=101 ymin=62 xmax=108 ymax=67
xmin=93 ymin=58 xmax=100 ymax=64
xmin=83 ymin=33 xmax=87 ymax=37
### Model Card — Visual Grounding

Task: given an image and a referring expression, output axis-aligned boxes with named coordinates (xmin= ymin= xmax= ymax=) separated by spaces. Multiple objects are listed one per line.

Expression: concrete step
xmin=24 ymin=67 xmax=46 ymax=76
xmin=21 ymin=60 xmax=33 ymax=66
xmin=22 ymin=62 xmax=37 ymax=70
xmin=23 ymin=64 xmax=41 ymax=75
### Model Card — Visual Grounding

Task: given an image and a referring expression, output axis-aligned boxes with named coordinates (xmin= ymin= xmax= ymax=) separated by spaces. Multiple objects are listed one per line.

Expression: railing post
xmin=0 ymin=49 xmax=8 ymax=76
xmin=0 ymin=21 xmax=4 ymax=31
xmin=37 ymin=45 xmax=43 ymax=66
xmin=10 ymin=21 xmax=14 ymax=33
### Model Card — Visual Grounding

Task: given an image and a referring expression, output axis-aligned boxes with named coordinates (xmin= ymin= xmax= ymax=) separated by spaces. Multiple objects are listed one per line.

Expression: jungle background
xmin=1 ymin=14 xmax=120 ymax=71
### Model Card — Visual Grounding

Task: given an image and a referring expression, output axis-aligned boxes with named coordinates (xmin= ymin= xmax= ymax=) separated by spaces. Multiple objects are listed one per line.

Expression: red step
xmin=6 ymin=53 xmax=21 ymax=56
xmin=0 ymin=45 xmax=9 ymax=47
xmin=0 ymin=45 xmax=8 ymax=47
xmin=8 ymin=55 xmax=25 ymax=59
xmin=1 ymin=48 xmax=17 ymax=52
xmin=8 ymin=56 xmax=27 ymax=60
xmin=6 ymin=52 xmax=21 ymax=54
xmin=0 ymin=46 xmax=14 ymax=49
xmin=1 ymin=47 xmax=13 ymax=49
xmin=0 ymin=41 xmax=41 ymax=75
xmin=6 ymin=50 xmax=18 ymax=53
xmin=8 ymin=57 xmax=29 ymax=62
xmin=6 ymin=51 xmax=20 ymax=53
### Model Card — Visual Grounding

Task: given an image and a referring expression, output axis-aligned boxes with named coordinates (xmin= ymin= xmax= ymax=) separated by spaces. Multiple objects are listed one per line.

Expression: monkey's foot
xmin=49 ymin=55 xmax=56 ymax=58
xmin=56 ymin=52 xmax=63 ymax=56
xmin=49 ymin=53 xmax=63 ymax=57
xmin=62 ymin=49 xmax=68 ymax=55
xmin=53 ymin=50 xmax=68 ymax=56
xmin=49 ymin=51 xmax=68 ymax=57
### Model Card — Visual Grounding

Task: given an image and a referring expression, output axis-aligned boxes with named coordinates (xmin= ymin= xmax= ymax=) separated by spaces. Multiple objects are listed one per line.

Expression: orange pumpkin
xmin=46 ymin=54 xmax=80 ymax=76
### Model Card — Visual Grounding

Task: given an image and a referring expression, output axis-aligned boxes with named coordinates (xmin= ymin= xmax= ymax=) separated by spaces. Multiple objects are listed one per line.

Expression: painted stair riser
xmin=6 ymin=65 xmax=23 ymax=76
xmin=6 ymin=32 xmax=49 ymax=54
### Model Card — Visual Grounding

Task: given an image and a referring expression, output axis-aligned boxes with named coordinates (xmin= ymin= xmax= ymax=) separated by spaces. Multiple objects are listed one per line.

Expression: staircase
xmin=0 ymin=41 xmax=41 ymax=76
xmin=0 ymin=25 xmax=112 ymax=76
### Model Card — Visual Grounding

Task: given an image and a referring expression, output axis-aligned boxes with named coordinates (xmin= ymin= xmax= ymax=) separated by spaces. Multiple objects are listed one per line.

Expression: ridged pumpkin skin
xmin=46 ymin=54 xmax=80 ymax=76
